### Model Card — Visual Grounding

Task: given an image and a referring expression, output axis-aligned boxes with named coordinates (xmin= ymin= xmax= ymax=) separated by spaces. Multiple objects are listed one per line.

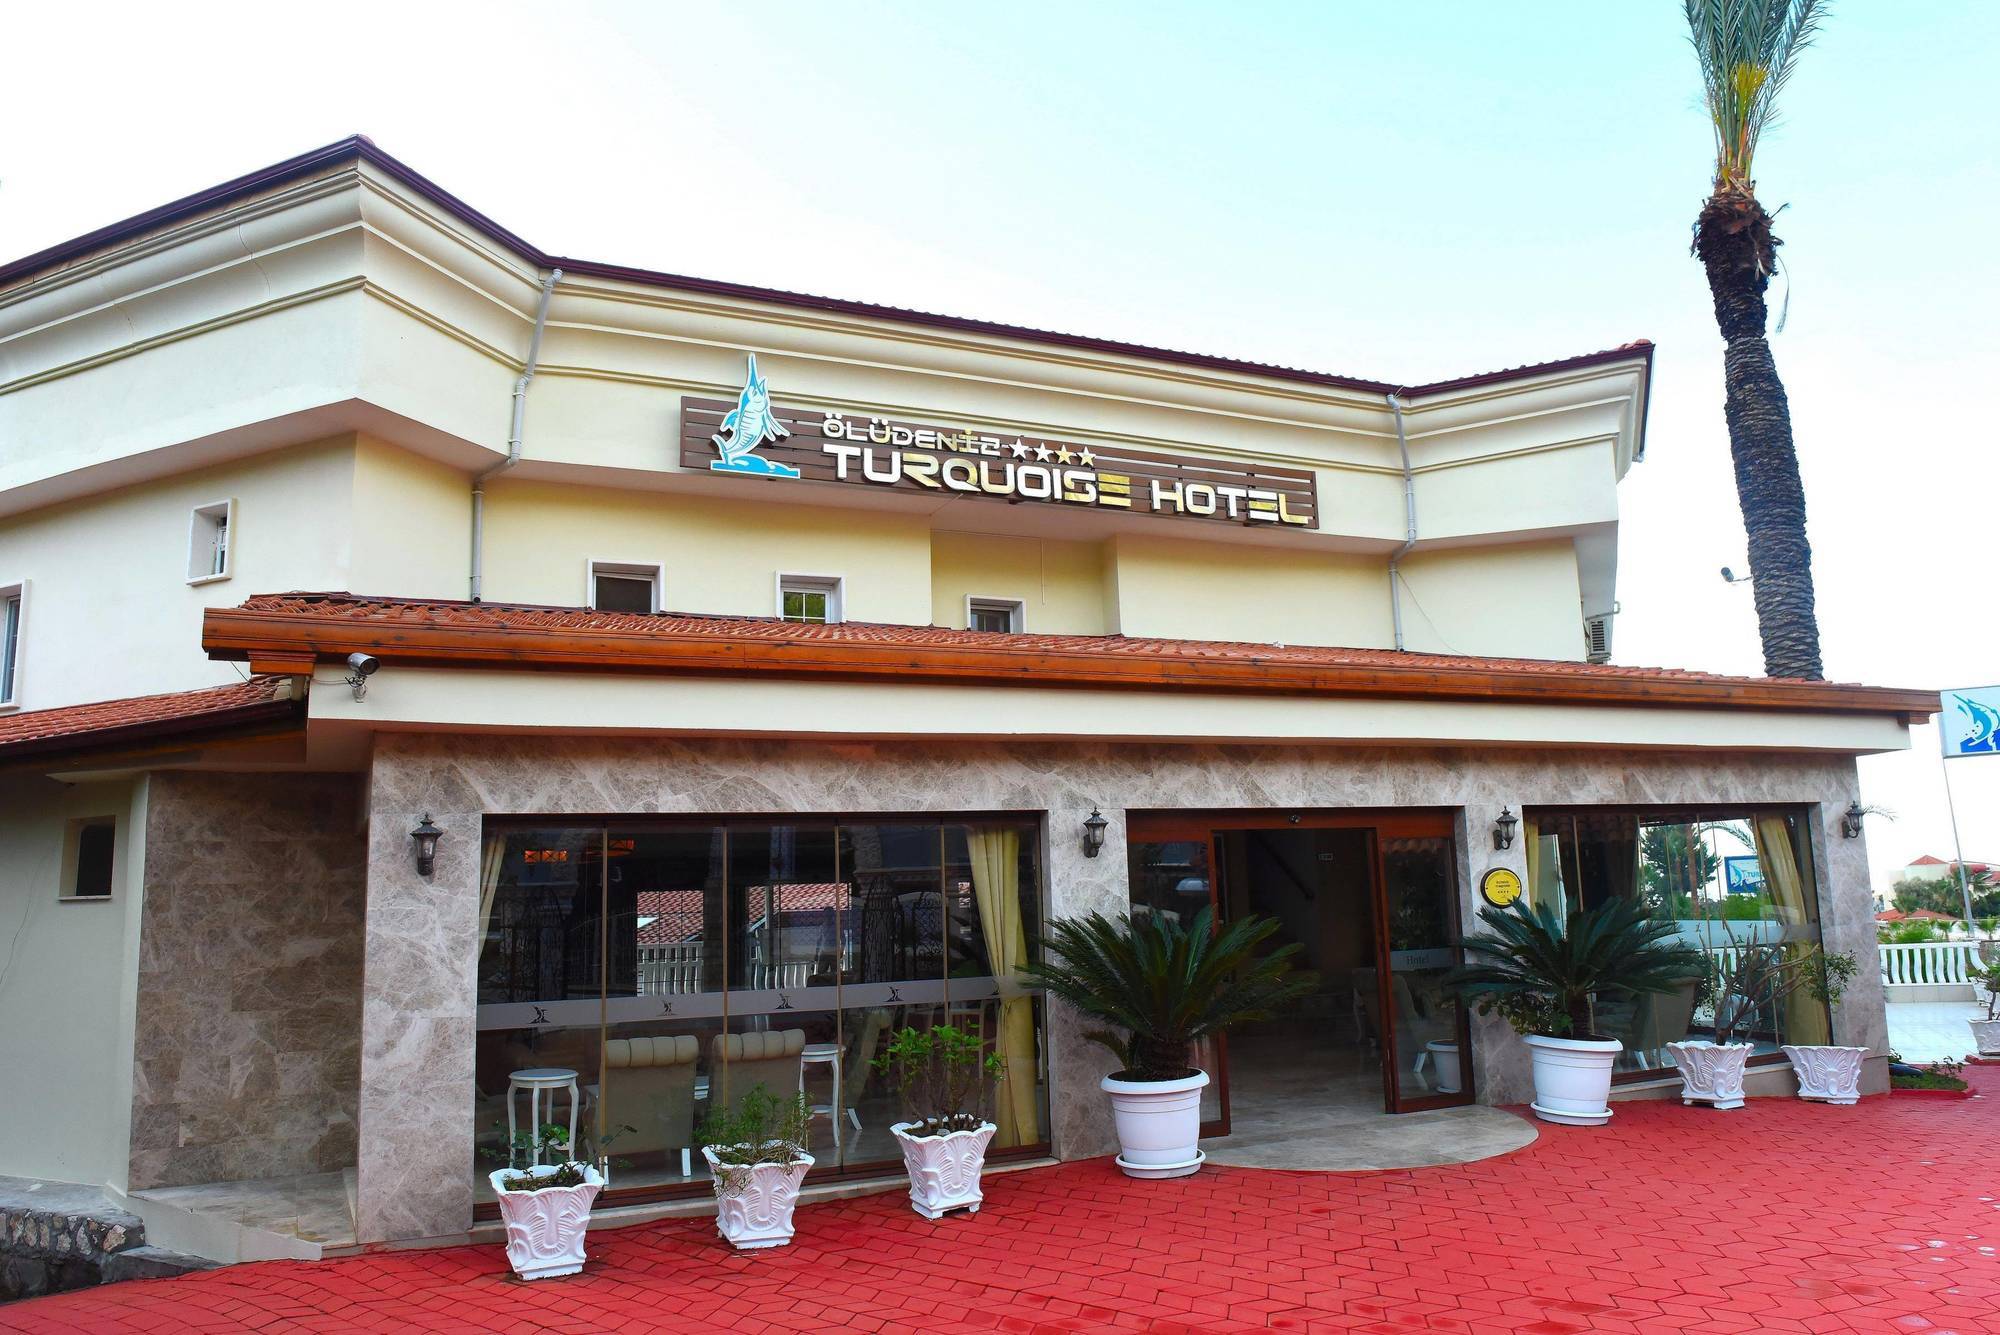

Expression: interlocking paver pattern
xmin=9 ymin=1071 xmax=1997 ymax=1333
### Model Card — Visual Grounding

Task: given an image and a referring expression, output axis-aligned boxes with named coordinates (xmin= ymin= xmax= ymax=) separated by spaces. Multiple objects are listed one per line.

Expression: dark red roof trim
xmin=0 ymin=136 xmax=1654 ymax=402
xmin=0 ymin=676 xmax=302 ymax=762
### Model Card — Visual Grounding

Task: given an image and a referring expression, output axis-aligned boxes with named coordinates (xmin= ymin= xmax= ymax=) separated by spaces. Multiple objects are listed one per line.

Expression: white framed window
xmin=777 ymin=573 xmax=844 ymax=625
xmin=187 ymin=499 xmax=235 ymax=584
xmin=587 ymin=560 xmax=664 ymax=615
xmin=1 ymin=580 xmax=23 ymax=709
xmin=60 ymin=816 xmax=117 ymax=902
xmin=966 ymin=596 xmax=1025 ymax=634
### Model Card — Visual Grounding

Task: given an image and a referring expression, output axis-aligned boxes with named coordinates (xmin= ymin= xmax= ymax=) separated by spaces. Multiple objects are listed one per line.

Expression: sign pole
xmin=1939 ymin=730 xmax=1979 ymax=935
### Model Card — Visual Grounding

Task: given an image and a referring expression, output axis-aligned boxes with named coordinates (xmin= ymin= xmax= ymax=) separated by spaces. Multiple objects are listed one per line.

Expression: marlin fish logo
xmin=709 ymin=354 xmax=800 ymax=478
xmin=1958 ymin=694 xmax=2000 ymax=754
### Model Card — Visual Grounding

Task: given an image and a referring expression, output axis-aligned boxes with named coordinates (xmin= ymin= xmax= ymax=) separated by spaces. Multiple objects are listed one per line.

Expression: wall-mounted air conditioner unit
xmin=1584 ymin=612 xmax=1614 ymax=664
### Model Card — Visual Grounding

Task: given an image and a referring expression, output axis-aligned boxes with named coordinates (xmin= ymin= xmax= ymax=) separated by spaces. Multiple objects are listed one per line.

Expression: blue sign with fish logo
xmin=1943 ymin=686 xmax=2000 ymax=758
xmin=708 ymin=354 xmax=799 ymax=478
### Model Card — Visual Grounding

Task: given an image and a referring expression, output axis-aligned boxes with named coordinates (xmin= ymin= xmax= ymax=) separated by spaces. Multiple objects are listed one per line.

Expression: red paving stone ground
xmin=9 ymin=1070 xmax=2000 ymax=1334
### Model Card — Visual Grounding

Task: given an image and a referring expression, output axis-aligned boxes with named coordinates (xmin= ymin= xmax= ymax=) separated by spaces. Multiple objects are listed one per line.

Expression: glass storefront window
xmin=472 ymin=815 xmax=1049 ymax=1211
xmin=1524 ymin=806 xmax=1827 ymax=1075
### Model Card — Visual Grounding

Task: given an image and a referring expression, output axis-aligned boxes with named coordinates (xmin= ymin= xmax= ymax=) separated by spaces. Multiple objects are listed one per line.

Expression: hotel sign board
xmin=679 ymin=377 xmax=1317 ymax=530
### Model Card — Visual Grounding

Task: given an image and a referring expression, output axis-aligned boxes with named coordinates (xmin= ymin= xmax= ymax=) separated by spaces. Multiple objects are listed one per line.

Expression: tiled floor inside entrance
xmin=11 ymin=1068 xmax=1997 ymax=1333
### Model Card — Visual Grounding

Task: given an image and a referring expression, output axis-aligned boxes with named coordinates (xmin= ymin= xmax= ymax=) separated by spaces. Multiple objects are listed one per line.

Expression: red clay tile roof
xmin=0 ymin=676 xmax=301 ymax=760
xmin=0 ymin=136 xmax=1653 ymax=405
xmin=634 ymin=884 xmax=849 ymax=946
xmin=203 ymin=592 xmax=1940 ymax=720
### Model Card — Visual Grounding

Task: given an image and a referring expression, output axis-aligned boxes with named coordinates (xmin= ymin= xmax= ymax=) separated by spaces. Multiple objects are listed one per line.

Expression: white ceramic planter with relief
xmin=488 ymin=1162 xmax=604 ymax=1280
xmin=1782 ymin=1044 xmax=1866 ymax=1104
xmin=1969 ymin=1018 xmax=2000 ymax=1057
xmin=1666 ymin=1040 xmax=1754 ymax=1109
xmin=1523 ymin=1033 xmax=1622 ymax=1125
xmin=891 ymin=1121 xmax=997 ymax=1218
xmin=1102 ymin=1069 xmax=1209 ymax=1178
xmin=703 ymin=1147 xmax=814 ymax=1249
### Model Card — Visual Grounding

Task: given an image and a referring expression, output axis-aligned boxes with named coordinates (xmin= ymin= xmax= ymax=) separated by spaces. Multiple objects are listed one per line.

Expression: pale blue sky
xmin=2 ymin=1 xmax=1995 ymax=885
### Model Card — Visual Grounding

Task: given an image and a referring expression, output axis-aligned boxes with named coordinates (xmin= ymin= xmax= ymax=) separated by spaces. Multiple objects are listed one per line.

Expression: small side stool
xmin=800 ymin=1043 xmax=862 ymax=1134
xmin=508 ymin=1067 xmax=580 ymax=1166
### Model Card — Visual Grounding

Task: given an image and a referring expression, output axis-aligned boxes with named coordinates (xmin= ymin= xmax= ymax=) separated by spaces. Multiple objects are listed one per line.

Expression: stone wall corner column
xmin=353 ymin=753 xmax=483 ymax=1245
xmin=1460 ymin=803 xmax=1535 ymax=1105
xmin=1043 ymin=799 xmax=1130 ymax=1162
xmin=1812 ymin=784 xmax=1891 ymax=1086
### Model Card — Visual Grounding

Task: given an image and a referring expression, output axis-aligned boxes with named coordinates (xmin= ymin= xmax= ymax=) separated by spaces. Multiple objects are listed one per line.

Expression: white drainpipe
xmin=1385 ymin=392 xmax=1417 ymax=650
xmin=470 ymin=267 xmax=562 ymax=602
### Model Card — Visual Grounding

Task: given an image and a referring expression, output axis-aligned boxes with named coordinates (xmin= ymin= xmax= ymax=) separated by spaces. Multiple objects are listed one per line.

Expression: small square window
xmin=188 ymin=500 xmax=234 ymax=584
xmin=967 ymin=597 xmax=1024 ymax=634
xmin=589 ymin=561 xmax=663 ymax=615
xmin=63 ymin=818 xmax=116 ymax=901
xmin=1 ymin=584 xmax=22 ymax=707
xmin=778 ymin=575 xmax=842 ymax=624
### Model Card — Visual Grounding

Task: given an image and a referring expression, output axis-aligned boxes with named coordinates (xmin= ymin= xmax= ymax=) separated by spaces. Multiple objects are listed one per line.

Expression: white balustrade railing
xmin=1879 ymin=941 xmax=1984 ymax=987
xmin=637 ymin=943 xmax=811 ymax=995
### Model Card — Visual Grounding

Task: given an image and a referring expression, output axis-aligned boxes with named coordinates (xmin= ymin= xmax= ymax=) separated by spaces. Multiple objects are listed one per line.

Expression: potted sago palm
xmin=1020 ymin=907 xmax=1314 ymax=1179
xmin=698 ymin=1085 xmax=815 ymax=1250
xmin=1967 ymin=956 xmax=2000 ymax=1057
xmin=488 ymin=1124 xmax=605 ymax=1280
xmin=1778 ymin=948 xmax=1864 ymax=1104
xmin=875 ymin=1023 xmax=1005 ymax=1218
xmin=1448 ymin=899 xmax=1702 ymax=1126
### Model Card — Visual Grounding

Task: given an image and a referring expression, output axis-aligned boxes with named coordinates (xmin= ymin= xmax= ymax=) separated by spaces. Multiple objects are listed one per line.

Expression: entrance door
xmin=1125 ymin=810 xmax=1473 ymax=1133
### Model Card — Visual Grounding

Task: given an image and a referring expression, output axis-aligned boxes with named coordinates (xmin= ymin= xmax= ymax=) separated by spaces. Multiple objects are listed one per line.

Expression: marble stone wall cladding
xmin=130 ymin=774 xmax=365 ymax=1191
xmin=357 ymin=732 xmax=1875 ymax=1236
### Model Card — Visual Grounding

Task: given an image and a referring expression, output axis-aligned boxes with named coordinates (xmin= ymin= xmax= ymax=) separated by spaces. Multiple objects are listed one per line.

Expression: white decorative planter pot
xmin=891 ymin=1121 xmax=996 ymax=1219
xmin=1523 ymin=1034 xmax=1622 ymax=1125
xmin=1425 ymin=1040 xmax=1462 ymax=1094
xmin=1666 ymin=1040 xmax=1753 ymax=1109
xmin=1970 ymin=1019 xmax=2000 ymax=1056
xmin=703 ymin=1147 xmax=814 ymax=1250
xmin=488 ymin=1162 xmax=604 ymax=1280
xmin=1101 ymin=1069 xmax=1209 ymax=1178
xmin=1782 ymin=1044 xmax=1866 ymax=1105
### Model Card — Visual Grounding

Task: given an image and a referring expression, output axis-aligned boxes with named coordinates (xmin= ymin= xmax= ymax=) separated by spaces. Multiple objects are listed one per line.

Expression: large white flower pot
xmin=1523 ymin=1034 xmax=1622 ymax=1125
xmin=488 ymin=1162 xmax=604 ymax=1280
xmin=1425 ymin=1040 xmax=1462 ymax=1094
xmin=891 ymin=1121 xmax=996 ymax=1219
xmin=1101 ymin=1069 xmax=1209 ymax=1178
xmin=1970 ymin=1019 xmax=2000 ymax=1056
xmin=703 ymin=1147 xmax=814 ymax=1249
xmin=1782 ymin=1044 xmax=1866 ymax=1105
xmin=1667 ymin=1040 xmax=1753 ymax=1109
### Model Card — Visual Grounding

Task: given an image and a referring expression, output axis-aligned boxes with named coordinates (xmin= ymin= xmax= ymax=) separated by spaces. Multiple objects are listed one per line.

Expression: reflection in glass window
xmin=1523 ymin=807 xmax=1826 ymax=1074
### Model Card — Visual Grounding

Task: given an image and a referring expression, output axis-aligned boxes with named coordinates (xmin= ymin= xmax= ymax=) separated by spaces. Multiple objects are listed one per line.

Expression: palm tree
xmin=1018 ymin=908 xmax=1316 ymax=1082
xmin=1686 ymin=0 xmax=1829 ymax=679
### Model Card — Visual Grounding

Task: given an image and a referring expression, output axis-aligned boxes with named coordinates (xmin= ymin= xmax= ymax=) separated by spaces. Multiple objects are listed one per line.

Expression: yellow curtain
xmin=477 ymin=832 xmax=507 ymax=948
xmin=1522 ymin=817 xmax=1541 ymax=910
xmin=1754 ymin=815 xmax=1830 ymax=1045
xmin=966 ymin=827 xmax=1038 ymax=1148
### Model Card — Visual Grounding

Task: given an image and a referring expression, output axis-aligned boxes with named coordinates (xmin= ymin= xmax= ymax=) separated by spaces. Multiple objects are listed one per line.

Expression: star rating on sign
xmin=1077 ymin=449 xmax=1096 ymax=467
xmin=1032 ymin=444 xmax=1055 ymax=463
xmin=1054 ymin=446 xmax=1076 ymax=465
xmin=1009 ymin=441 xmax=1030 ymax=460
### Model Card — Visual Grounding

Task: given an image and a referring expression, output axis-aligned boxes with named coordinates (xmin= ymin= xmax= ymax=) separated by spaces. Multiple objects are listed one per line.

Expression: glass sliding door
xmin=1377 ymin=835 xmax=1473 ymax=1110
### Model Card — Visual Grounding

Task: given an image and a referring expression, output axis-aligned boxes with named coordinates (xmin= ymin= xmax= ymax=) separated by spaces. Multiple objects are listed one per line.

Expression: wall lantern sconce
xmin=1492 ymin=806 xmax=1518 ymax=852
xmin=1082 ymin=807 xmax=1109 ymax=858
xmin=1841 ymin=801 xmax=1866 ymax=840
xmin=411 ymin=813 xmax=443 ymax=877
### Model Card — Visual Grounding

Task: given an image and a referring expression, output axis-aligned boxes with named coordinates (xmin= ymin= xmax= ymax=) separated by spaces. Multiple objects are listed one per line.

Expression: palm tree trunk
xmin=1695 ymin=192 xmax=1825 ymax=680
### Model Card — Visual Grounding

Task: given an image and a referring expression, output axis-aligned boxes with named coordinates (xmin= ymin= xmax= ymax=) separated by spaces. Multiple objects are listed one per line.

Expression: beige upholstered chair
xmin=711 ymin=1028 xmax=808 ymax=1111
xmin=602 ymin=1035 xmax=701 ymax=1176
xmin=1628 ymin=979 xmax=1700 ymax=1070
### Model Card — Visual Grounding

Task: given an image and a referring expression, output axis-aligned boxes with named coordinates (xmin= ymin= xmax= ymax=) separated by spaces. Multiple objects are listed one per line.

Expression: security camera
xmin=344 ymin=652 xmax=380 ymax=702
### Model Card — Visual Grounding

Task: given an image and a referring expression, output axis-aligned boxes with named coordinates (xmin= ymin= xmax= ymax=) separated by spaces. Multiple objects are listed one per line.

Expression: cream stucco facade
xmin=0 ymin=138 xmax=1929 ymax=1258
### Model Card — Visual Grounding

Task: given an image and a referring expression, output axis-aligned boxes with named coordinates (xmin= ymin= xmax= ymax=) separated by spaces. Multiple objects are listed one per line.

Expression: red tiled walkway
xmin=11 ymin=1072 xmax=2000 ymax=1334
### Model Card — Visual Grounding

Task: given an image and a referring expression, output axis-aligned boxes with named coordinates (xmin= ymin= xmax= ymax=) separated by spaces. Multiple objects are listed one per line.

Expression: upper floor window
xmin=779 ymin=575 xmax=843 ymax=625
xmin=589 ymin=561 xmax=663 ymax=615
xmin=967 ymin=596 xmax=1024 ymax=634
xmin=1 ymin=583 xmax=22 ymax=707
xmin=188 ymin=500 xmax=234 ymax=584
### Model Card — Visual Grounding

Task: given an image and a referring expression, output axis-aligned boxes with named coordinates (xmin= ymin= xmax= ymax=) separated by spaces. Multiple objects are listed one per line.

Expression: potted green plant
xmin=874 ymin=1024 xmax=1004 ymax=1218
xmin=488 ymin=1124 xmax=604 ymax=1280
xmin=698 ymin=1085 xmax=814 ymax=1249
xmin=1673 ymin=928 xmax=1857 ymax=1110
xmin=1968 ymin=956 xmax=2000 ymax=1057
xmin=1019 ymin=907 xmax=1314 ymax=1179
xmin=1777 ymin=948 xmax=1863 ymax=1104
xmin=1447 ymin=899 xmax=1702 ymax=1125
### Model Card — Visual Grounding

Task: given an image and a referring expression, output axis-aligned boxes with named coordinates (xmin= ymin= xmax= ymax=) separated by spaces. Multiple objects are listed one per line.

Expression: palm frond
xmin=1685 ymin=0 xmax=1827 ymax=192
